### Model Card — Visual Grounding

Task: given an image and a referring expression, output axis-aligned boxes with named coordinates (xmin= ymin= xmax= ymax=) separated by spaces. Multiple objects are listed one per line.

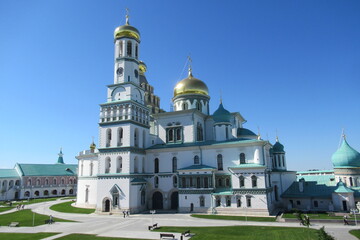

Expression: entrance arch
xmin=152 ymin=191 xmax=163 ymax=209
xmin=104 ymin=199 xmax=110 ymax=212
xmin=170 ymin=191 xmax=178 ymax=210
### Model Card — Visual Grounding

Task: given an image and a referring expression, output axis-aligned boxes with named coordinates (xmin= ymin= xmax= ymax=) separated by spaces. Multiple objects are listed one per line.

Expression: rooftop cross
xmin=125 ymin=8 xmax=130 ymax=25
xmin=188 ymin=55 xmax=193 ymax=76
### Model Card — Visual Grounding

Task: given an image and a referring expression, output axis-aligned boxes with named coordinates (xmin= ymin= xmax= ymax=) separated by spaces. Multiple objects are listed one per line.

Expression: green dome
xmin=273 ymin=139 xmax=285 ymax=153
xmin=237 ymin=128 xmax=256 ymax=138
xmin=213 ymin=103 xmax=231 ymax=124
xmin=332 ymin=139 xmax=360 ymax=168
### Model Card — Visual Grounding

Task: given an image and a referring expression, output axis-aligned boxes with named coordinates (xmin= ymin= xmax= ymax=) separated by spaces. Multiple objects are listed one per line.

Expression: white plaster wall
xmin=96 ymin=178 xmax=131 ymax=211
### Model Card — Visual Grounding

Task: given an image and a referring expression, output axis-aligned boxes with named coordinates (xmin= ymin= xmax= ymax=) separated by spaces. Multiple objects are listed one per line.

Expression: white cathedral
xmin=75 ymin=14 xmax=296 ymax=216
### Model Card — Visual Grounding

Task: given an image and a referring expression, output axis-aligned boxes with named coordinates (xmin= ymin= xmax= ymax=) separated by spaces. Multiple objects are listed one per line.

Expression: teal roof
xmin=332 ymin=139 xmax=360 ymax=168
xmin=334 ymin=180 xmax=354 ymax=193
xmin=230 ymin=163 xmax=265 ymax=169
xmin=178 ymin=164 xmax=216 ymax=171
xmin=147 ymin=138 xmax=261 ymax=150
xmin=131 ymin=178 xmax=147 ymax=183
xmin=297 ymin=170 xmax=334 ymax=174
xmin=212 ymin=103 xmax=231 ymax=124
xmin=272 ymin=139 xmax=285 ymax=153
xmin=213 ymin=188 xmax=232 ymax=195
xmin=237 ymin=128 xmax=256 ymax=138
xmin=0 ymin=169 xmax=20 ymax=178
xmin=17 ymin=163 xmax=77 ymax=176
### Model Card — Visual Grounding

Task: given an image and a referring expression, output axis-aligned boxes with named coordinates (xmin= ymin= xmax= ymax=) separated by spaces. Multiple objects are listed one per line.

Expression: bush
xmin=317 ymin=227 xmax=334 ymax=240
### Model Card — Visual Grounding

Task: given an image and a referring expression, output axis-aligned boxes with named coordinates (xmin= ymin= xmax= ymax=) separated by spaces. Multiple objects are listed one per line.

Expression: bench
xmin=45 ymin=219 xmax=55 ymax=224
xmin=148 ymin=223 xmax=158 ymax=230
xmin=160 ymin=233 xmax=175 ymax=239
xmin=182 ymin=230 xmax=190 ymax=236
xmin=9 ymin=222 xmax=19 ymax=227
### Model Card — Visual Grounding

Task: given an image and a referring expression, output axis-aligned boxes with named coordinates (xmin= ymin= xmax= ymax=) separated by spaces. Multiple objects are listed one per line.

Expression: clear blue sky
xmin=0 ymin=0 xmax=359 ymax=171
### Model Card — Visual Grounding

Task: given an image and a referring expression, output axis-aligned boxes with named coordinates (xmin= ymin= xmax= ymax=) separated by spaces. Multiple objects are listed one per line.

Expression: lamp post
xmin=150 ymin=210 xmax=156 ymax=225
xmin=351 ymin=208 xmax=358 ymax=226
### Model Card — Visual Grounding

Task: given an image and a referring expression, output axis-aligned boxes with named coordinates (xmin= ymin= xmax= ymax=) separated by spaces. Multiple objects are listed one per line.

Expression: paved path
xmin=0 ymin=199 xmax=358 ymax=240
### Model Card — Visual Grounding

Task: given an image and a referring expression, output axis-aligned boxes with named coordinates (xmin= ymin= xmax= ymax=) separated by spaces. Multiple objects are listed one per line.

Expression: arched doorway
xmin=14 ymin=192 xmax=19 ymax=199
xmin=190 ymin=203 xmax=194 ymax=212
xmin=170 ymin=192 xmax=178 ymax=210
xmin=104 ymin=199 xmax=110 ymax=212
xmin=152 ymin=191 xmax=163 ymax=209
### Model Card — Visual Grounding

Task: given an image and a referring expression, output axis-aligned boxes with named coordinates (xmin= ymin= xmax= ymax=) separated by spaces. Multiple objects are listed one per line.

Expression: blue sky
xmin=0 ymin=0 xmax=359 ymax=171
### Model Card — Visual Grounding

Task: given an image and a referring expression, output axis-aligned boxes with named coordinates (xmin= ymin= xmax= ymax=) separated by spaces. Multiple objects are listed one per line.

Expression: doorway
xmin=342 ymin=200 xmax=348 ymax=211
xmin=152 ymin=191 xmax=163 ymax=209
xmin=170 ymin=192 xmax=178 ymax=209
xmin=104 ymin=199 xmax=110 ymax=212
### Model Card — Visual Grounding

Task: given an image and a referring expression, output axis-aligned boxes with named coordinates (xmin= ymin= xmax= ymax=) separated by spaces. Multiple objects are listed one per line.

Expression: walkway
xmin=0 ymin=199 xmax=358 ymax=240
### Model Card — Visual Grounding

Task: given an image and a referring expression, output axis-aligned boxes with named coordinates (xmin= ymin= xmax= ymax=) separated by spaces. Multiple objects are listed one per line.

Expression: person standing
xmin=344 ymin=215 xmax=349 ymax=225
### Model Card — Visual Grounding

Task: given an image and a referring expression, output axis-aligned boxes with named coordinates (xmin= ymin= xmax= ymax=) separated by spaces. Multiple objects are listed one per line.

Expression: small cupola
xmin=213 ymin=102 xmax=231 ymax=125
xmin=114 ymin=12 xmax=141 ymax=42
xmin=57 ymin=148 xmax=65 ymax=164
xmin=332 ymin=135 xmax=360 ymax=168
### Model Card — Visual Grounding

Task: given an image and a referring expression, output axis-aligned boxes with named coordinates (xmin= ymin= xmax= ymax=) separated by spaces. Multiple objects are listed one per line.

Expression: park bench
xmin=160 ymin=233 xmax=175 ymax=239
xmin=45 ymin=219 xmax=55 ymax=224
xmin=182 ymin=230 xmax=190 ymax=237
xmin=148 ymin=223 xmax=158 ymax=230
xmin=9 ymin=222 xmax=19 ymax=227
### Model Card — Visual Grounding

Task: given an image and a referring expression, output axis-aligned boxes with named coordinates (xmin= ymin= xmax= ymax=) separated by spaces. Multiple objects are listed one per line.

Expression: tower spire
xmin=57 ymin=148 xmax=64 ymax=164
xmin=125 ymin=8 xmax=130 ymax=25
xmin=188 ymin=55 xmax=193 ymax=77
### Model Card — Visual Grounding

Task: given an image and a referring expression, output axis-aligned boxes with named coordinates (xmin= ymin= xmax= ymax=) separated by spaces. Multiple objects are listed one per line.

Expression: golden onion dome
xmin=139 ymin=61 xmax=147 ymax=74
xmin=114 ymin=15 xmax=140 ymax=42
xmin=174 ymin=69 xmax=209 ymax=97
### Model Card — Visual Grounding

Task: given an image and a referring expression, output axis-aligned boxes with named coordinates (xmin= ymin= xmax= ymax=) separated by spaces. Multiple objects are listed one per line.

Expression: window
xmin=226 ymin=126 xmax=229 ymax=139
xmin=225 ymin=178 xmax=230 ymax=187
xmin=173 ymin=176 xmax=178 ymax=187
xmin=251 ymin=175 xmax=257 ymax=188
xmin=142 ymin=157 xmax=145 ymax=173
xmin=105 ymin=157 xmax=111 ymax=173
xmin=134 ymin=128 xmax=139 ymax=147
xmin=350 ymin=177 xmax=353 ymax=187
xmin=117 ymin=127 xmax=123 ymax=146
xmin=194 ymin=155 xmax=200 ymax=165
xmin=154 ymin=176 xmax=159 ymax=188
xmin=154 ymin=158 xmax=159 ymax=173
xmin=204 ymin=177 xmax=209 ymax=188
xmin=36 ymin=179 xmax=40 ymax=186
xmin=127 ymin=41 xmax=132 ymax=57
xmin=90 ymin=162 xmax=94 ymax=176
xmin=282 ymin=155 xmax=285 ymax=167
xmin=106 ymin=129 xmax=112 ymax=147
xmin=172 ymin=157 xmax=177 ymax=173
xmin=61 ymin=179 xmax=65 ymax=185
xmin=135 ymin=44 xmax=138 ymax=59
xmin=141 ymin=190 xmax=145 ymax=205
xmin=116 ymin=157 xmax=122 ymax=173
xmin=27 ymin=179 xmax=31 ymax=186
xmin=119 ymin=41 xmax=123 ymax=57
xmin=216 ymin=197 xmax=221 ymax=207
xmin=196 ymin=101 xmax=202 ymax=111
xmin=182 ymin=102 xmax=188 ymax=110
xmin=45 ymin=179 xmax=49 ymax=185
xmin=296 ymin=200 xmax=301 ymax=206
xmin=237 ymin=198 xmax=241 ymax=207
xmin=181 ymin=177 xmax=186 ymax=188
xmin=200 ymin=196 xmax=205 ymax=207
xmin=134 ymin=157 xmax=138 ymax=173
xmin=218 ymin=178 xmax=223 ymax=187
xmin=246 ymin=197 xmax=251 ymax=207
xmin=167 ymin=127 xmax=182 ymax=143
xmin=196 ymin=177 xmax=201 ymax=188
xmin=85 ymin=188 xmax=89 ymax=203
xmin=197 ymin=123 xmax=203 ymax=141
xmin=239 ymin=176 xmax=245 ymax=188
xmin=314 ymin=200 xmax=318 ymax=208
xmin=217 ymin=154 xmax=223 ymax=170
xmin=53 ymin=178 xmax=57 ymax=185
xmin=274 ymin=185 xmax=279 ymax=201
xmin=240 ymin=153 xmax=246 ymax=164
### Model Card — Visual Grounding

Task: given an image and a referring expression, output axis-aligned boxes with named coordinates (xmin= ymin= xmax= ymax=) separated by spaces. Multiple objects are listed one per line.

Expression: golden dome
xmin=114 ymin=15 xmax=140 ymax=41
xmin=139 ymin=61 xmax=147 ymax=74
xmin=174 ymin=70 xmax=209 ymax=97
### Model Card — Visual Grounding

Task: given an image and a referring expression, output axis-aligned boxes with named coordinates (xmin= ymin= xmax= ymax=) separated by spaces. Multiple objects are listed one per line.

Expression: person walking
xmin=344 ymin=215 xmax=349 ymax=225
xmin=123 ymin=211 xmax=126 ymax=218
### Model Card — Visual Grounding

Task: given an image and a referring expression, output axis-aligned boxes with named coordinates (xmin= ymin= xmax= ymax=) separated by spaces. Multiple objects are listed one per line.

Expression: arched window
xmin=240 ymin=153 xmax=246 ymax=164
xmin=199 ymin=196 xmax=205 ymax=207
xmin=105 ymin=157 xmax=111 ymax=173
xmin=282 ymin=155 xmax=285 ymax=167
xmin=197 ymin=123 xmax=203 ymax=141
xmin=225 ymin=178 xmax=230 ymax=187
xmin=69 ymin=189 xmax=74 ymax=194
xmin=116 ymin=157 xmax=122 ymax=173
xmin=127 ymin=41 xmax=132 ymax=57
xmin=117 ymin=127 xmax=123 ymax=146
xmin=237 ymin=197 xmax=241 ymax=207
xmin=217 ymin=154 xmax=223 ymax=170
xmin=90 ymin=162 xmax=94 ymax=176
xmin=274 ymin=185 xmax=279 ymax=201
xmin=154 ymin=158 xmax=159 ymax=173
xmin=85 ymin=188 xmax=89 ymax=203
xmin=45 ymin=179 xmax=49 ymax=185
xmin=172 ymin=157 xmax=177 ymax=173
xmin=27 ymin=179 xmax=31 ymax=186
xmin=226 ymin=196 xmax=231 ymax=207
xmin=61 ymin=178 xmax=65 ymax=185
xmin=168 ymin=128 xmax=174 ymax=142
xmin=135 ymin=44 xmax=138 ymax=59
xmin=34 ymin=191 xmax=40 ymax=196
xmin=225 ymin=126 xmax=229 ymax=139
xmin=239 ymin=176 xmax=245 ymax=188
xmin=134 ymin=157 xmax=138 ymax=173
xmin=173 ymin=176 xmax=177 ymax=187
xmin=251 ymin=175 xmax=257 ymax=188
xmin=106 ymin=129 xmax=112 ymax=147
xmin=134 ymin=128 xmax=139 ymax=147
xmin=216 ymin=197 xmax=221 ymax=207
xmin=218 ymin=178 xmax=222 ymax=187
xmin=69 ymin=179 xmax=73 ymax=184
xmin=196 ymin=101 xmax=202 ymax=111
xmin=142 ymin=157 xmax=145 ymax=173
xmin=36 ymin=179 xmax=40 ymax=186
xmin=246 ymin=196 xmax=252 ymax=207
xmin=176 ymin=128 xmax=181 ymax=141
xmin=204 ymin=177 xmax=209 ymax=188
xmin=141 ymin=190 xmax=145 ymax=205
xmin=53 ymin=178 xmax=57 ymax=185
xmin=154 ymin=176 xmax=159 ymax=188
xmin=350 ymin=177 xmax=353 ymax=187
xmin=194 ymin=155 xmax=200 ymax=165
xmin=44 ymin=190 xmax=49 ymax=196
xmin=196 ymin=177 xmax=201 ymax=188
xmin=182 ymin=102 xmax=188 ymax=110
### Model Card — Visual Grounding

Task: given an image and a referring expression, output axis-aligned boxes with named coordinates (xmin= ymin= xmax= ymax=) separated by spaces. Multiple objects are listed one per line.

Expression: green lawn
xmin=56 ymin=234 xmax=148 ymax=240
xmin=0 ymin=232 xmax=58 ymax=240
xmin=0 ymin=209 xmax=74 ymax=227
xmin=50 ymin=201 xmax=95 ymax=214
xmin=283 ymin=213 xmax=345 ymax=220
xmin=154 ymin=226 xmax=318 ymax=240
xmin=1 ymin=197 xmax=59 ymax=208
xmin=191 ymin=214 xmax=276 ymax=222
xmin=350 ymin=230 xmax=360 ymax=239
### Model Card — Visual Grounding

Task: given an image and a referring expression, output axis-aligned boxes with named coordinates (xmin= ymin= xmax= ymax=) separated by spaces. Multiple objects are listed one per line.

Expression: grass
xmin=0 ymin=206 xmax=13 ymax=212
xmin=56 ymin=234 xmax=148 ymax=240
xmin=0 ymin=209 xmax=74 ymax=226
xmin=283 ymin=213 xmax=345 ymax=220
xmin=154 ymin=226 xmax=319 ymax=240
xmin=350 ymin=229 xmax=360 ymax=239
xmin=1 ymin=197 xmax=59 ymax=207
xmin=191 ymin=214 xmax=276 ymax=222
xmin=50 ymin=201 xmax=95 ymax=214
xmin=0 ymin=232 xmax=58 ymax=240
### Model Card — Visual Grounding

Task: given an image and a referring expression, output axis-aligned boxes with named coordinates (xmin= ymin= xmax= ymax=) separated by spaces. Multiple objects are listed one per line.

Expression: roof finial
xmin=57 ymin=147 xmax=64 ymax=164
xmin=125 ymin=8 xmax=130 ymax=25
xmin=220 ymin=90 xmax=223 ymax=104
xmin=257 ymin=126 xmax=261 ymax=140
xmin=276 ymin=129 xmax=279 ymax=142
xmin=342 ymin=128 xmax=346 ymax=140
xmin=188 ymin=55 xmax=193 ymax=77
